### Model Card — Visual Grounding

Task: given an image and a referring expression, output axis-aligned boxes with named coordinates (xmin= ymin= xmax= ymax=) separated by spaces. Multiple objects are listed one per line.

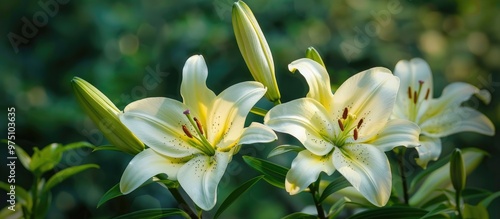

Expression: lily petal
xmin=180 ymin=55 xmax=216 ymax=126
xmin=414 ymin=136 xmax=442 ymax=169
xmin=333 ymin=144 xmax=391 ymax=207
xmin=422 ymin=82 xmax=492 ymax=122
xmin=264 ymin=98 xmax=335 ymax=156
xmin=394 ymin=58 xmax=434 ymax=104
xmin=209 ymin=81 xmax=266 ymax=148
xmin=420 ymin=106 xmax=495 ymax=138
xmin=121 ymin=97 xmax=201 ymax=158
xmin=288 ymin=58 xmax=334 ymax=110
xmin=177 ymin=151 xmax=232 ymax=210
xmin=120 ymin=149 xmax=185 ymax=194
xmin=332 ymin=67 xmax=399 ymax=139
xmin=366 ymin=119 xmax=421 ymax=151
xmin=238 ymin=122 xmax=277 ymax=146
xmin=286 ymin=150 xmax=335 ymax=195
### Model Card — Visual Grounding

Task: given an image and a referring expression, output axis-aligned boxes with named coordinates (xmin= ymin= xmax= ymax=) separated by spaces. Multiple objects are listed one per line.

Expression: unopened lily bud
xmin=232 ymin=0 xmax=281 ymax=104
xmin=305 ymin=47 xmax=326 ymax=68
xmin=450 ymin=148 xmax=466 ymax=192
xmin=72 ymin=77 xmax=144 ymax=154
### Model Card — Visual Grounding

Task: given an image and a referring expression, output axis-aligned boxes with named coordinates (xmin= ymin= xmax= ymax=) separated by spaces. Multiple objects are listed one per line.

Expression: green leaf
xmin=12 ymin=143 xmax=32 ymax=171
xmin=30 ymin=143 xmax=64 ymax=175
xmin=410 ymin=148 xmax=487 ymax=206
xmin=463 ymin=204 xmax=489 ymax=219
xmin=305 ymin=46 xmax=326 ymax=67
xmin=0 ymin=181 xmax=31 ymax=207
xmin=44 ymin=164 xmax=99 ymax=192
xmin=98 ymin=178 xmax=178 ymax=208
xmin=267 ymin=145 xmax=304 ymax=158
xmin=36 ymin=191 xmax=52 ymax=218
xmin=479 ymin=191 xmax=500 ymax=208
xmin=92 ymin=145 xmax=122 ymax=152
xmin=243 ymin=156 xmax=289 ymax=189
xmin=421 ymin=203 xmax=454 ymax=218
xmin=319 ymin=176 xmax=351 ymax=203
xmin=59 ymin=141 xmax=95 ymax=153
xmin=282 ymin=212 xmax=317 ymax=219
xmin=410 ymin=152 xmax=451 ymax=192
xmin=328 ymin=198 xmax=346 ymax=219
xmin=421 ymin=187 xmax=491 ymax=209
xmin=214 ymin=176 xmax=264 ymax=219
xmin=112 ymin=208 xmax=189 ymax=219
xmin=347 ymin=206 xmax=431 ymax=219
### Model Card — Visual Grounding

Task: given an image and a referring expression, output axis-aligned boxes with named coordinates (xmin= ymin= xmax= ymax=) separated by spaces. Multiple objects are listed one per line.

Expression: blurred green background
xmin=1 ymin=0 xmax=499 ymax=218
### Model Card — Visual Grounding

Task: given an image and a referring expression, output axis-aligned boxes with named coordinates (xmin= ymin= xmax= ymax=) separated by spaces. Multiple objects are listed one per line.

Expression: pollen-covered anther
xmin=342 ymin=107 xmax=348 ymax=120
xmin=408 ymin=86 xmax=412 ymax=99
xmin=353 ymin=128 xmax=358 ymax=140
xmin=182 ymin=125 xmax=193 ymax=138
xmin=357 ymin=118 xmax=364 ymax=129
xmin=424 ymin=88 xmax=430 ymax=100
xmin=194 ymin=117 xmax=204 ymax=135
xmin=338 ymin=119 xmax=345 ymax=131
xmin=413 ymin=91 xmax=418 ymax=104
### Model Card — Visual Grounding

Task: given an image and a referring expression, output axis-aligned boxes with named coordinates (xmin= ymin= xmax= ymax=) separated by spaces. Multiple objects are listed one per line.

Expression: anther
xmin=182 ymin=125 xmax=193 ymax=138
xmin=408 ymin=86 xmax=412 ymax=99
xmin=338 ymin=119 xmax=344 ymax=131
xmin=353 ymin=128 xmax=358 ymax=140
xmin=342 ymin=107 xmax=348 ymax=120
xmin=194 ymin=117 xmax=204 ymax=135
xmin=357 ymin=118 xmax=363 ymax=129
xmin=424 ymin=88 xmax=430 ymax=100
xmin=413 ymin=91 xmax=418 ymax=104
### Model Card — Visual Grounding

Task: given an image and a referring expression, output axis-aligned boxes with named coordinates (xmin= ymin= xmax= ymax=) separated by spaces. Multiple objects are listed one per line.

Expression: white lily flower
xmin=392 ymin=58 xmax=495 ymax=169
xmin=118 ymin=55 xmax=277 ymax=210
xmin=264 ymin=58 xmax=420 ymax=207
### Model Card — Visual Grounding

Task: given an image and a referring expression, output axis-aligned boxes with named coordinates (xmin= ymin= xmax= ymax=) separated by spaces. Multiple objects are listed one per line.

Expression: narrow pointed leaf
xmin=347 ymin=206 xmax=434 ymax=219
xmin=410 ymin=153 xmax=451 ymax=192
xmin=214 ymin=175 xmax=264 ymax=219
xmin=319 ymin=176 xmax=351 ymax=203
xmin=92 ymin=145 xmax=122 ymax=152
xmin=267 ymin=145 xmax=304 ymax=158
xmin=421 ymin=203 xmax=455 ymax=218
xmin=0 ymin=181 xmax=31 ymax=207
xmin=44 ymin=164 xmax=99 ymax=192
xmin=328 ymin=198 xmax=346 ymax=219
xmin=282 ymin=212 xmax=317 ymax=219
xmin=112 ymin=208 xmax=189 ymax=219
xmin=98 ymin=178 xmax=177 ymax=208
xmin=13 ymin=143 xmax=32 ymax=171
xmin=243 ymin=156 xmax=288 ymax=189
xmin=305 ymin=47 xmax=325 ymax=67
xmin=59 ymin=141 xmax=95 ymax=153
xmin=479 ymin=191 xmax=500 ymax=208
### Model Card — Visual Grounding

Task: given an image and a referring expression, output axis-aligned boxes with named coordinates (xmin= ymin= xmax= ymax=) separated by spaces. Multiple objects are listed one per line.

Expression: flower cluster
xmin=72 ymin=0 xmax=495 ymax=218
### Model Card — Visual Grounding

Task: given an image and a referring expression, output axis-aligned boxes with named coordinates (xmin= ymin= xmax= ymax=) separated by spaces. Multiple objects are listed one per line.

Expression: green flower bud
xmin=450 ymin=148 xmax=466 ymax=192
xmin=305 ymin=47 xmax=326 ymax=68
xmin=72 ymin=77 xmax=144 ymax=154
xmin=232 ymin=0 xmax=281 ymax=104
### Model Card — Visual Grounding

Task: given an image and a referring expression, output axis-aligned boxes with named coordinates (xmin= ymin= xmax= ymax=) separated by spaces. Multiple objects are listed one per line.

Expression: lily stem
xmin=309 ymin=181 xmax=326 ymax=219
xmin=456 ymin=190 xmax=462 ymax=219
xmin=397 ymin=148 xmax=409 ymax=205
xmin=30 ymin=174 xmax=41 ymax=219
xmin=168 ymin=187 xmax=200 ymax=219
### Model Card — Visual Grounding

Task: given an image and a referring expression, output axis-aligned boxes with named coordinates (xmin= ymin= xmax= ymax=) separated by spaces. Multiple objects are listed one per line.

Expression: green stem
xmin=397 ymin=148 xmax=409 ymax=205
xmin=30 ymin=174 xmax=41 ymax=219
xmin=456 ymin=190 xmax=462 ymax=219
xmin=309 ymin=182 xmax=326 ymax=219
xmin=168 ymin=187 xmax=200 ymax=219
xmin=250 ymin=107 xmax=268 ymax=117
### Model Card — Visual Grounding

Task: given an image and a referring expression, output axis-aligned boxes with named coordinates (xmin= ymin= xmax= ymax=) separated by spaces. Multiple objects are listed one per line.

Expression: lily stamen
xmin=338 ymin=119 xmax=345 ymax=131
xmin=424 ymin=88 xmax=430 ymax=100
xmin=357 ymin=118 xmax=364 ymax=129
xmin=194 ymin=117 xmax=204 ymax=136
xmin=408 ymin=86 xmax=412 ymax=99
xmin=353 ymin=128 xmax=358 ymax=140
xmin=342 ymin=107 xmax=348 ymax=120
xmin=182 ymin=125 xmax=193 ymax=138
